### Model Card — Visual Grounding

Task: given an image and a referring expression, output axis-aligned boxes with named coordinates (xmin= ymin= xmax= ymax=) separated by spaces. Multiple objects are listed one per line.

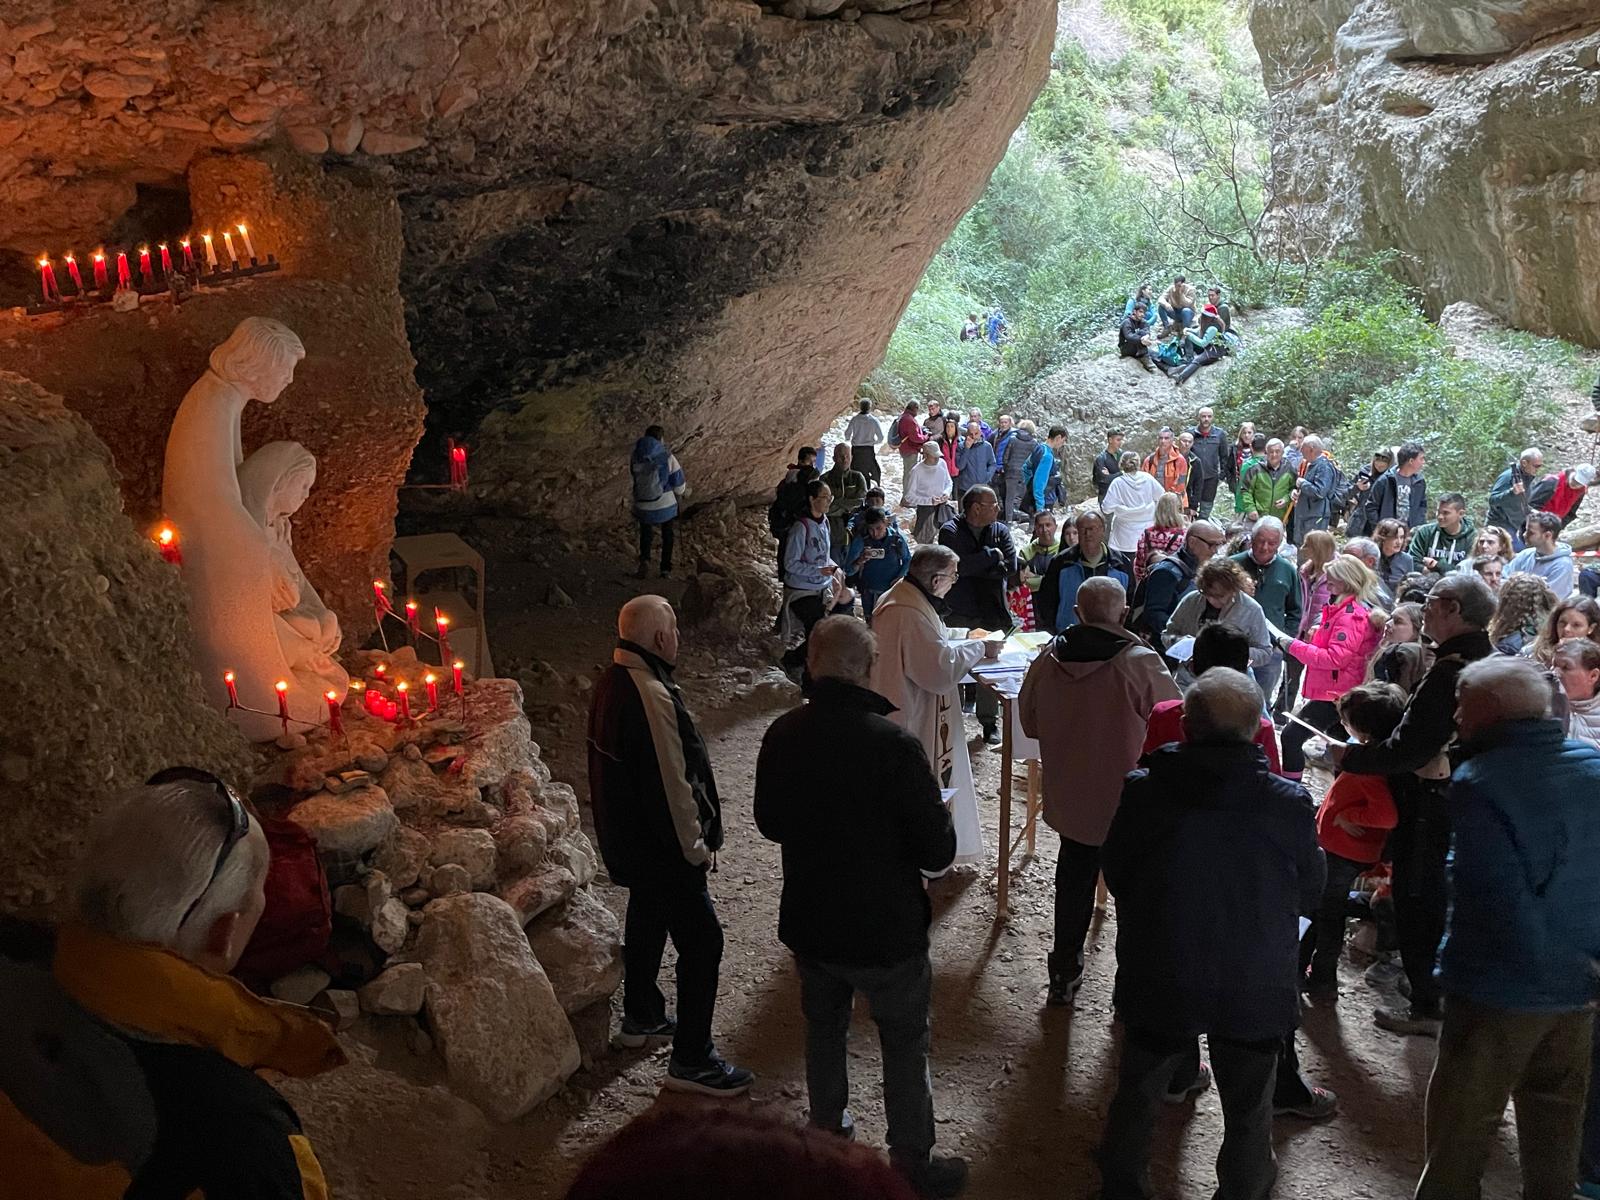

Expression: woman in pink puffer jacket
xmin=1271 ymin=554 xmax=1388 ymax=778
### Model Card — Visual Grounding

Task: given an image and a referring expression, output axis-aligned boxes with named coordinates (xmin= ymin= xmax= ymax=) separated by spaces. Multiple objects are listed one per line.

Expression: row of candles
xmin=372 ymin=580 xmax=464 ymax=662
xmin=36 ymin=224 xmax=262 ymax=301
xmin=223 ymin=660 xmax=467 ymax=738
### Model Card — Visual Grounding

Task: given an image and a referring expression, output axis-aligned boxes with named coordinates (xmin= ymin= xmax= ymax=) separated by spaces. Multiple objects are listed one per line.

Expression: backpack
xmin=1326 ymin=461 xmax=1353 ymax=514
xmin=887 ymin=417 xmax=905 ymax=448
xmin=1018 ymin=444 xmax=1048 ymax=514
xmin=631 ymin=454 xmax=663 ymax=504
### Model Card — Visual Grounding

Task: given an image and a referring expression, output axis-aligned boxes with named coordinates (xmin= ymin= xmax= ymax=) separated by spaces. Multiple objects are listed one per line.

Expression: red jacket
xmin=938 ymin=437 xmax=959 ymax=478
xmin=1316 ymin=771 xmax=1398 ymax=863
xmin=1143 ymin=699 xmax=1283 ymax=775
xmin=896 ymin=412 xmax=930 ymax=455
xmin=1285 ymin=595 xmax=1381 ymax=701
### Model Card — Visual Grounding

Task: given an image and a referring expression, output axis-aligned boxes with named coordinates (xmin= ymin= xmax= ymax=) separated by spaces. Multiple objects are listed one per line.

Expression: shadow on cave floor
xmin=306 ymin=523 xmax=1529 ymax=1200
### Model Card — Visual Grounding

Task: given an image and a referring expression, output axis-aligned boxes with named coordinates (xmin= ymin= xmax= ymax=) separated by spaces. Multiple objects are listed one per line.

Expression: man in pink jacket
xmin=1019 ymin=576 xmax=1179 ymax=1005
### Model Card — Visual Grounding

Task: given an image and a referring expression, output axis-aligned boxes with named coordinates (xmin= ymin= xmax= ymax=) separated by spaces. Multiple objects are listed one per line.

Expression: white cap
xmin=1573 ymin=464 xmax=1596 ymax=487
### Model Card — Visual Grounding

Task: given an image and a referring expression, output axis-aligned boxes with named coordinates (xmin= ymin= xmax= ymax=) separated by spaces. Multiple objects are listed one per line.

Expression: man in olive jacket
xmin=755 ymin=617 xmax=966 ymax=1199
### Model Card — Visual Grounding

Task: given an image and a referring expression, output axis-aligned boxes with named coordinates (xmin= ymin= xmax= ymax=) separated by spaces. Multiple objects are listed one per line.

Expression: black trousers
xmin=1051 ymin=836 xmax=1101 ymax=984
xmin=1306 ymin=851 xmax=1368 ymax=984
xmin=638 ymin=519 xmax=675 ymax=572
xmin=1389 ymin=784 xmax=1451 ymax=1016
xmin=1281 ymin=699 xmax=1346 ymax=776
xmin=623 ymin=873 xmax=724 ymax=1066
xmin=853 ymin=446 xmax=882 ymax=486
xmin=781 ymin=593 xmax=854 ymax=675
xmin=1194 ymin=474 xmax=1220 ymax=519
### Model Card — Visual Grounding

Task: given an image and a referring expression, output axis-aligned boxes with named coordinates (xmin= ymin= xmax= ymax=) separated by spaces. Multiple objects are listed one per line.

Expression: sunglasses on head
xmin=147 ymin=767 xmax=252 ymax=928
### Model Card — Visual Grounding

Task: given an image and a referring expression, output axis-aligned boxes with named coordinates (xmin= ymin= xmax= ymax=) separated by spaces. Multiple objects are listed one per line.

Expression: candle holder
xmin=24 ymin=242 xmax=281 ymax=317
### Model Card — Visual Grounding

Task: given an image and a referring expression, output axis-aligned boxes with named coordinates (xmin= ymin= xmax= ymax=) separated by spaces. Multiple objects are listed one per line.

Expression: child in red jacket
xmin=1304 ymin=682 xmax=1406 ymax=995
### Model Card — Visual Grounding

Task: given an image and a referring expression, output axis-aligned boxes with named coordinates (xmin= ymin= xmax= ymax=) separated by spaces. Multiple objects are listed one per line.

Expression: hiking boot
xmin=1275 ymin=1086 xmax=1339 ymax=1121
xmin=664 ymin=1053 xmax=754 ymax=1097
xmin=812 ymin=1109 xmax=856 ymax=1141
xmin=982 ymin=723 xmax=1002 ymax=747
xmin=615 ymin=1016 xmax=675 ymax=1049
xmin=1363 ymin=959 xmax=1405 ymax=990
xmin=1046 ymin=968 xmax=1085 ymax=1007
xmin=893 ymin=1152 xmax=969 ymax=1199
xmin=1163 ymin=1062 xmax=1212 ymax=1105
xmin=1374 ymin=1005 xmax=1442 ymax=1038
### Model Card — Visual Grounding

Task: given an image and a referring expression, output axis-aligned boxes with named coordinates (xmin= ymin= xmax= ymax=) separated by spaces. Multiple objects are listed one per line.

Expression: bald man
xmin=587 ymin=595 xmax=752 ymax=1096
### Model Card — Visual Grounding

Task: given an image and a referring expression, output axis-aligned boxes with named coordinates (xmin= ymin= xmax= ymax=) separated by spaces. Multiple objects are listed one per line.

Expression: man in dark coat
xmin=1133 ymin=520 xmax=1224 ymax=641
xmin=586 ymin=595 xmax=752 ymax=1095
xmin=939 ymin=485 xmax=1018 ymax=745
xmin=1098 ymin=668 xmax=1324 ymax=1200
xmin=1368 ymin=439 xmax=1428 ymax=529
xmin=1325 ymin=573 xmax=1496 ymax=1037
xmin=1092 ymin=429 xmax=1125 ymax=505
xmin=1185 ymin=407 xmax=1228 ymax=519
xmin=754 ymin=617 xmax=966 ymax=1199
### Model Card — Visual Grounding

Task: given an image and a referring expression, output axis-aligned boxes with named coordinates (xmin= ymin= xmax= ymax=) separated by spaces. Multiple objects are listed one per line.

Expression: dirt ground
xmin=295 ymin=522 xmax=1531 ymax=1200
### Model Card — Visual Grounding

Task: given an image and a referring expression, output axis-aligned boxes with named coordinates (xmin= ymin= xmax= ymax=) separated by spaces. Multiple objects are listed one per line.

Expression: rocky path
xmin=300 ymin=534 xmax=1528 ymax=1200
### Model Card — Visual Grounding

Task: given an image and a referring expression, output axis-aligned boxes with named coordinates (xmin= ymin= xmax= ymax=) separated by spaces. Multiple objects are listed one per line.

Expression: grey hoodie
xmin=1506 ymin=541 xmax=1576 ymax=598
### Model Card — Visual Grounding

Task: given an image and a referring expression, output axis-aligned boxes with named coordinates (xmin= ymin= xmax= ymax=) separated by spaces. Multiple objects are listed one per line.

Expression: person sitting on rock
xmin=0 ymin=775 xmax=344 ymax=1199
xmin=1157 ymin=275 xmax=1196 ymax=334
xmin=1172 ymin=312 xmax=1234 ymax=386
xmin=1119 ymin=303 xmax=1155 ymax=372
xmin=586 ymin=595 xmax=753 ymax=1096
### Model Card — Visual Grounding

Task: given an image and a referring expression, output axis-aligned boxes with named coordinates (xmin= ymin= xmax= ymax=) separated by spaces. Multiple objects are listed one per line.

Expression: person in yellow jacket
xmin=0 ymin=772 xmax=344 ymax=1199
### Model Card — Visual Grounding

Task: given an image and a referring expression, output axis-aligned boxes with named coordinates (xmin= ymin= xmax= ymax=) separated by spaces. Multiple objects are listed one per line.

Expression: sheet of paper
xmin=1298 ymin=916 xmax=1312 ymax=939
xmin=1165 ymin=635 xmax=1196 ymax=663
xmin=940 ymin=788 xmax=958 ymax=809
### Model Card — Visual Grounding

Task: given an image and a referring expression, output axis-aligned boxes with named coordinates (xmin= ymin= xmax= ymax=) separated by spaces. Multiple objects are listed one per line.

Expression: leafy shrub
xmin=868 ymin=276 xmax=1002 ymax=414
xmin=1337 ymin=357 xmax=1560 ymax=502
xmin=1214 ymin=302 xmax=1439 ymax=436
xmin=1301 ymin=251 xmax=1416 ymax=318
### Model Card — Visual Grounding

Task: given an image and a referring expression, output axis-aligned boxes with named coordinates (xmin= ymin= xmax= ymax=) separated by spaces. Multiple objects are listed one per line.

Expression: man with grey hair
xmin=1488 ymin=446 xmax=1545 ymax=545
xmin=1290 ymin=433 xmax=1337 ymax=543
xmin=1343 ymin=536 xmax=1393 ymax=607
xmin=1328 ymin=573 xmax=1496 ymax=1037
xmin=756 ymin=616 xmax=966 ymax=1196
xmin=872 ymin=544 xmax=1000 ymax=869
xmin=1099 ymin=668 xmax=1323 ymax=1200
xmin=1231 ymin=516 xmax=1300 ymax=708
xmin=1021 ymin=575 xmax=1178 ymax=1003
xmin=0 ymin=772 xmax=342 ymax=1197
xmin=1414 ymin=656 xmax=1600 ymax=1200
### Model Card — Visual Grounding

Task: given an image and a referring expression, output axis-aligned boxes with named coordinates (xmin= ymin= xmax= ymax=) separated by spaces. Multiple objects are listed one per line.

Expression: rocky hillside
xmin=1250 ymin=0 xmax=1600 ymax=347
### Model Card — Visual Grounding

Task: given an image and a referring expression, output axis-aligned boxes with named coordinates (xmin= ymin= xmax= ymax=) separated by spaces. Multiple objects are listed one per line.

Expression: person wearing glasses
xmin=0 ymin=771 xmax=344 ymax=1199
xmin=1132 ymin=519 xmax=1225 ymax=643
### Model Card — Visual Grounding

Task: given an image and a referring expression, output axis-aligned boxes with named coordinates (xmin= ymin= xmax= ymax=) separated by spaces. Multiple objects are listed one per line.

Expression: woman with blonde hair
xmin=1489 ymin=574 xmax=1558 ymax=656
xmin=1527 ymin=596 xmax=1600 ymax=665
xmin=1270 ymin=554 xmax=1387 ymax=778
xmin=1133 ymin=492 xmax=1187 ymax=582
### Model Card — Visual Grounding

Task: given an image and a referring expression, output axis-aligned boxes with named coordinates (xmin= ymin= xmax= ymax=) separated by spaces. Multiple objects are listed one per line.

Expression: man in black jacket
xmin=1118 ymin=304 xmax=1154 ymax=371
xmin=1185 ymin=407 xmax=1228 ymax=519
xmin=1323 ymin=573 xmax=1496 ymax=1038
xmin=1368 ymin=439 xmax=1428 ymax=529
xmin=939 ymin=486 xmax=1018 ymax=746
xmin=1134 ymin=519 xmax=1224 ymax=641
xmin=755 ymin=617 xmax=965 ymax=1199
xmin=1099 ymin=669 xmax=1324 ymax=1200
xmin=1092 ymin=429 xmax=1124 ymax=504
xmin=586 ymin=595 xmax=752 ymax=1095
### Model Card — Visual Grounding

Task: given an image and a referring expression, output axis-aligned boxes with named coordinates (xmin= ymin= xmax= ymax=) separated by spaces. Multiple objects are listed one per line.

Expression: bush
xmin=1337 ymin=357 xmax=1560 ymax=502
xmin=1301 ymin=251 xmax=1416 ymax=319
xmin=1214 ymin=301 xmax=1439 ymax=436
xmin=868 ymin=276 xmax=1003 ymax=414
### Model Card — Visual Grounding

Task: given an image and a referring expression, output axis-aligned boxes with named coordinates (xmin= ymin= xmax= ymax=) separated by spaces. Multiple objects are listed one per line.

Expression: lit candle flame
xmin=157 ymin=526 xmax=175 ymax=546
xmin=64 ymin=252 xmax=74 ymax=263
xmin=274 ymin=680 xmax=288 ymax=693
xmin=325 ymin=690 xmax=338 ymax=702
xmin=37 ymin=255 xmax=48 ymax=268
xmin=396 ymin=681 xmax=408 ymax=692
xmin=224 ymin=671 xmax=235 ymax=683
xmin=93 ymin=251 xmax=104 ymax=262
xmin=454 ymin=660 xmax=465 ymax=670
xmin=425 ymin=673 xmax=437 ymax=684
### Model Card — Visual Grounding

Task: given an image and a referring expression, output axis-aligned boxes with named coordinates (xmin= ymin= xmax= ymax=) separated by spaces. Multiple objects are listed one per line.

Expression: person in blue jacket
xmin=841 ymin=506 xmax=911 ymax=621
xmin=1415 ymin=656 xmax=1600 ymax=1200
xmin=954 ymin=420 xmax=997 ymax=498
xmin=1034 ymin=512 xmax=1132 ymax=635
xmin=1020 ymin=426 xmax=1067 ymax=516
xmin=631 ymin=424 xmax=687 ymax=578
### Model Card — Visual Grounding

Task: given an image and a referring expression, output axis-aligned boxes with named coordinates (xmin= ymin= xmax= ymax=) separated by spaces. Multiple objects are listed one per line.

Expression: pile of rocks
xmin=259 ymin=647 xmax=619 ymax=1121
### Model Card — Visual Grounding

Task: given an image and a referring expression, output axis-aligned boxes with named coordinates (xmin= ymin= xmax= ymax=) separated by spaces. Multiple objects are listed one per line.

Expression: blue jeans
xmin=1158 ymin=303 xmax=1195 ymax=329
xmin=797 ymin=953 xmax=935 ymax=1159
xmin=1252 ymin=652 xmax=1283 ymax=714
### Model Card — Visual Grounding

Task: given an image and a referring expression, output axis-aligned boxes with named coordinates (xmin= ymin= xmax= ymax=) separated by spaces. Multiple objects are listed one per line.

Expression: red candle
xmin=154 ymin=524 xmax=181 ymax=564
xmin=274 ymin=680 xmax=291 ymax=736
xmin=364 ymin=687 xmax=382 ymax=713
xmin=447 ymin=440 xmax=468 ymax=490
xmin=138 ymin=246 xmax=153 ymax=286
xmin=372 ymin=579 xmax=392 ymax=625
xmin=158 ymin=243 xmax=172 ymax=275
xmin=115 ymin=252 xmax=131 ymax=289
xmin=382 ymin=699 xmax=399 ymax=722
xmin=64 ymin=254 xmax=83 ymax=294
xmin=325 ymin=690 xmax=344 ymax=735
xmin=180 ymin=238 xmax=196 ymax=272
xmin=452 ymin=659 xmax=464 ymax=695
xmin=405 ymin=600 xmax=421 ymax=638
xmin=435 ymin=611 xmax=452 ymax=664
xmin=223 ymin=670 xmax=240 ymax=708
xmin=396 ymin=681 xmax=411 ymax=722
xmin=92 ymin=251 xmax=108 ymax=289
xmin=425 ymin=672 xmax=439 ymax=711
xmin=37 ymin=256 xmax=60 ymax=302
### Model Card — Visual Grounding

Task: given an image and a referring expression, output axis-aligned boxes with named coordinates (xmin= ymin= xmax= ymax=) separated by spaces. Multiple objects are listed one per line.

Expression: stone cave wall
xmin=0 ymin=371 xmax=252 ymax=912
xmin=0 ymin=0 xmax=1057 ymax=536
xmin=1250 ymin=0 xmax=1600 ymax=347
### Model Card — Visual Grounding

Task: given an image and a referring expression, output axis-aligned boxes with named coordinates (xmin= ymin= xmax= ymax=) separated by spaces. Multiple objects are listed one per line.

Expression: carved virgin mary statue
xmin=162 ymin=317 xmax=348 ymax=740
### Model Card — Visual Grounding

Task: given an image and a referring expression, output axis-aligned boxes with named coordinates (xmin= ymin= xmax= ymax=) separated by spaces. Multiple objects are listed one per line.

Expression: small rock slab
xmin=359 ymin=962 xmax=426 ymax=1015
xmin=286 ymin=787 xmax=397 ymax=856
xmin=526 ymin=890 xmax=622 ymax=1015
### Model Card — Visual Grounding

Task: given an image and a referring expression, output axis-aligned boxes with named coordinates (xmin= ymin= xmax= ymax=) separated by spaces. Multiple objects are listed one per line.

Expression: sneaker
xmin=982 ymin=724 xmax=1002 ymax=747
xmin=1163 ymin=1062 xmax=1212 ymax=1105
xmin=1573 ymin=1181 xmax=1600 ymax=1199
xmin=893 ymin=1153 xmax=969 ymax=1199
xmin=664 ymin=1054 xmax=754 ymax=1096
xmin=1374 ymin=1005 xmax=1442 ymax=1038
xmin=1046 ymin=969 xmax=1085 ymax=1007
xmin=1275 ymin=1085 xmax=1339 ymax=1120
xmin=615 ymin=1016 xmax=675 ymax=1049
xmin=812 ymin=1109 xmax=856 ymax=1140
xmin=659 ymin=568 xmax=671 ymax=579
xmin=1363 ymin=959 xmax=1405 ymax=989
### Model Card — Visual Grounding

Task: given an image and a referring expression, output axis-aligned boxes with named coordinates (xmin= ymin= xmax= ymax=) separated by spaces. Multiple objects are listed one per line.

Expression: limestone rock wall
xmin=0 ymin=1 xmax=1055 ymax=532
xmin=1250 ymin=0 xmax=1600 ymax=347
xmin=0 ymin=370 xmax=252 ymax=913
xmin=0 ymin=152 xmax=425 ymax=632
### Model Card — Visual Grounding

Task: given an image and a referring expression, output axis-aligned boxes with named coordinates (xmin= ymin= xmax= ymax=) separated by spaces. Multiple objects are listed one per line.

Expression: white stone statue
xmin=162 ymin=317 xmax=348 ymax=740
